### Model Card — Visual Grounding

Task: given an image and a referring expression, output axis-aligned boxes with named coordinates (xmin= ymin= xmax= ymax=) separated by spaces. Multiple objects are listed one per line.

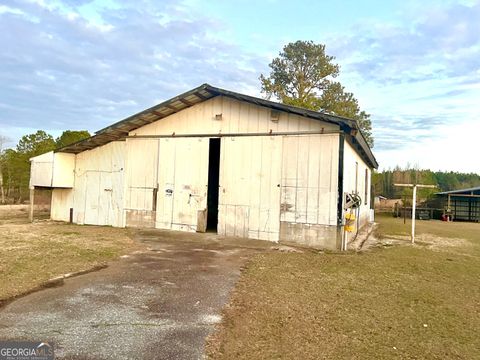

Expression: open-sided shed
xmin=437 ymin=186 xmax=480 ymax=222
xmin=29 ymin=84 xmax=378 ymax=250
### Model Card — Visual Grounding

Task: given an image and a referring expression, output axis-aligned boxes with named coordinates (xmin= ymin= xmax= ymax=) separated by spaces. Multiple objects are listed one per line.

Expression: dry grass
xmin=375 ymin=213 xmax=479 ymax=242
xmin=0 ymin=211 xmax=141 ymax=301
xmin=207 ymin=216 xmax=480 ymax=359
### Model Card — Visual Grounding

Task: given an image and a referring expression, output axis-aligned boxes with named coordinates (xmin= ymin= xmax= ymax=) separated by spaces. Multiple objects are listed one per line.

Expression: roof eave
xmin=55 ymin=83 xmax=378 ymax=169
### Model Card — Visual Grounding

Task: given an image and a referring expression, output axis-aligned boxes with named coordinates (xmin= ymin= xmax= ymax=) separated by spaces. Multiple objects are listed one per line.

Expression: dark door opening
xmin=207 ymin=138 xmax=221 ymax=232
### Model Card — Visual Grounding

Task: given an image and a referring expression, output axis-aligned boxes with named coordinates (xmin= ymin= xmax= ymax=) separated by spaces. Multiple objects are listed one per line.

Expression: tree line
xmin=0 ymin=130 xmax=90 ymax=203
xmin=372 ymin=167 xmax=480 ymax=200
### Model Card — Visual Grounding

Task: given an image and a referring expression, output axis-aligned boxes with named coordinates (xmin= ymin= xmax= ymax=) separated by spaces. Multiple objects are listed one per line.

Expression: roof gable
xmin=56 ymin=83 xmax=378 ymax=168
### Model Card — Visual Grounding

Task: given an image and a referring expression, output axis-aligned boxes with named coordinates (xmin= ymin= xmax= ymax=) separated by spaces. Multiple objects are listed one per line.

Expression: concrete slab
xmin=0 ymin=230 xmax=266 ymax=359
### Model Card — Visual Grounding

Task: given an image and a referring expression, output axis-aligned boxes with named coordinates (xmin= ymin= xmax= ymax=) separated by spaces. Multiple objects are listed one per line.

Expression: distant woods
xmin=1 ymin=129 xmax=478 ymax=205
xmin=373 ymin=167 xmax=480 ymax=199
xmin=0 ymin=130 xmax=90 ymax=203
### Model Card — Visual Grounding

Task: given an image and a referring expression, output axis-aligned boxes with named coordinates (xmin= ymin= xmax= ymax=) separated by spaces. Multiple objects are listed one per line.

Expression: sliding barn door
xmin=84 ymin=171 xmax=113 ymax=226
xmin=155 ymin=138 xmax=210 ymax=232
xmin=218 ymin=136 xmax=282 ymax=241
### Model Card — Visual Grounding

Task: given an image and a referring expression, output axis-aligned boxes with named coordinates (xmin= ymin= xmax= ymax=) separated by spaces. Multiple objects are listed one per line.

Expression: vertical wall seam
xmin=305 ymin=135 xmax=311 ymax=223
xmin=329 ymin=137 xmax=335 ymax=224
xmin=294 ymin=135 xmax=299 ymax=223
xmin=337 ymin=133 xmax=345 ymax=226
xmin=316 ymin=135 xmax=322 ymax=224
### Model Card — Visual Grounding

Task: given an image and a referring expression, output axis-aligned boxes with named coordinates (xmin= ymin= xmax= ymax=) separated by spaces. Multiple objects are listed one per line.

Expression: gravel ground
xmin=0 ymin=231 xmax=265 ymax=360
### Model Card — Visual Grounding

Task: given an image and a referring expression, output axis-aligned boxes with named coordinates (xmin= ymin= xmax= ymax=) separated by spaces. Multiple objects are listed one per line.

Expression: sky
xmin=0 ymin=0 xmax=479 ymax=172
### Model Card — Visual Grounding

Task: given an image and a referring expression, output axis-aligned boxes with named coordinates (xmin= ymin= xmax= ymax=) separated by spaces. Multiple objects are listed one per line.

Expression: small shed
xmin=437 ymin=186 xmax=480 ymax=222
xmin=374 ymin=195 xmax=387 ymax=206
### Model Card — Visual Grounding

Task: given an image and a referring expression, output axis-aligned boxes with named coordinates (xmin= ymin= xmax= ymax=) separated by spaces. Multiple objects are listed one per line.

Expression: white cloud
xmin=0 ymin=0 xmax=261 ymax=139
xmin=0 ymin=0 xmax=478 ymax=175
xmin=0 ymin=5 xmax=25 ymax=15
xmin=327 ymin=1 xmax=480 ymax=172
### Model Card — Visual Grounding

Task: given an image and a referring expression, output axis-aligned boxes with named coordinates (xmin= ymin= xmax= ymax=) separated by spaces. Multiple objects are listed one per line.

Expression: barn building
xmin=29 ymin=84 xmax=378 ymax=250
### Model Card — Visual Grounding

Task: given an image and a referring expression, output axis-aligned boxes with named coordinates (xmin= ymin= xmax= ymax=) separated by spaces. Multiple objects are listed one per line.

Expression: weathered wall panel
xmin=171 ymin=138 xmax=209 ymax=232
xmin=51 ymin=188 xmax=73 ymax=222
xmin=219 ymin=136 xmax=282 ymax=241
xmin=280 ymin=134 xmax=339 ymax=227
xmin=30 ymin=152 xmax=54 ymax=187
xmin=279 ymin=222 xmax=339 ymax=250
xmin=130 ymin=96 xmax=338 ymax=137
xmin=52 ymin=153 xmax=75 ymax=187
xmin=124 ymin=138 xmax=159 ymax=227
xmin=155 ymin=139 xmax=176 ymax=229
xmin=73 ymin=141 xmax=125 ymax=227
xmin=155 ymin=138 xmax=209 ymax=232
xmin=277 ymin=134 xmax=339 ymax=248
xmin=343 ymin=139 xmax=372 ymax=230
xmin=30 ymin=152 xmax=75 ymax=188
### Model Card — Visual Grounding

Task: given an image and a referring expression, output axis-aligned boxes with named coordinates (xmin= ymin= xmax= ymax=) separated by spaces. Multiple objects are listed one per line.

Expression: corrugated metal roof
xmin=437 ymin=186 xmax=480 ymax=195
xmin=56 ymin=83 xmax=378 ymax=168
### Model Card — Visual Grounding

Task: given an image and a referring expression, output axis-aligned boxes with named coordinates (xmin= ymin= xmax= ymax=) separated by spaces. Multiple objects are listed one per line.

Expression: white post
xmin=394 ymin=183 xmax=435 ymax=245
xmin=411 ymin=185 xmax=417 ymax=244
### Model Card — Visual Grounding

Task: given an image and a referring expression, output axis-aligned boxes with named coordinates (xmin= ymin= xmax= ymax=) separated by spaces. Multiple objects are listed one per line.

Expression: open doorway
xmin=207 ymin=138 xmax=221 ymax=232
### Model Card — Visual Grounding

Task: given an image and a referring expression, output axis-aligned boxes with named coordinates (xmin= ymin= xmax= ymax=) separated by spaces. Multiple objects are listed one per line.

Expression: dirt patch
xmin=348 ymin=222 xmax=377 ymax=251
xmin=378 ymin=233 xmax=472 ymax=249
xmin=0 ymin=207 xmax=50 ymax=225
xmin=0 ymin=218 xmax=143 ymax=301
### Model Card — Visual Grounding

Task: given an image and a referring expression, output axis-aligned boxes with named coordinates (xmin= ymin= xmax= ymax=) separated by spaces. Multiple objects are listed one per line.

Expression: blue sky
xmin=0 ymin=0 xmax=479 ymax=172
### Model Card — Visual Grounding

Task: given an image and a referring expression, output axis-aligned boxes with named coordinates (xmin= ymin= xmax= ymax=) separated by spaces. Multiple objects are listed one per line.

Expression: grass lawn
xmin=207 ymin=215 xmax=480 ymax=359
xmin=0 ymin=211 xmax=141 ymax=302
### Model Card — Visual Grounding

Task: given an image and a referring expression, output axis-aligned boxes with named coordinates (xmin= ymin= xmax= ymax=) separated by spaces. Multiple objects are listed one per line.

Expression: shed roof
xmin=437 ymin=186 xmax=480 ymax=195
xmin=56 ymin=83 xmax=378 ymax=168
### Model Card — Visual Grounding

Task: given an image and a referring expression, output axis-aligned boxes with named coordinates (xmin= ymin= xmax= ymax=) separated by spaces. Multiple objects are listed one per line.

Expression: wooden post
xmin=29 ymin=186 xmax=34 ymax=222
xmin=447 ymin=194 xmax=451 ymax=221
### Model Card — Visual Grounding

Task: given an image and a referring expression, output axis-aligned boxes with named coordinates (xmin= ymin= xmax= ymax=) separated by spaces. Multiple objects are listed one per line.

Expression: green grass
xmin=207 ymin=217 xmax=480 ymax=359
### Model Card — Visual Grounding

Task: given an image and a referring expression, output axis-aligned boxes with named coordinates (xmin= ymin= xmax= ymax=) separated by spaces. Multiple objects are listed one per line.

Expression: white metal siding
xmin=52 ymin=153 xmax=75 ymax=188
xmin=343 ymin=140 xmax=372 ymax=227
xmin=281 ymin=134 xmax=339 ymax=226
xmin=30 ymin=152 xmax=75 ymax=188
xmin=125 ymin=138 xmax=158 ymax=212
xmin=155 ymin=139 xmax=175 ymax=229
xmin=30 ymin=152 xmax=54 ymax=187
xmin=51 ymin=188 xmax=73 ymax=221
xmin=155 ymin=138 xmax=209 ymax=231
xmin=72 ymin=141 xmax=125 ymax=227
xmin=130 ymin=96 xmax=339 ymax=137
xmin=218 ymin=136 xmax=282 ymax=241
xmin=126 ymin=98 xmax=341 ymax=241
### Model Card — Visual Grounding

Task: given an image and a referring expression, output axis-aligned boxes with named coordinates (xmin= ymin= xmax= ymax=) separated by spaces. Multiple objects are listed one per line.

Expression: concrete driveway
xmin=0 ymin=230 xmax=268 ymax=359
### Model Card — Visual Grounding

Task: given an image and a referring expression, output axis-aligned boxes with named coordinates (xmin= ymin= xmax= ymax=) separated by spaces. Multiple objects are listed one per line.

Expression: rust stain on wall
xmin=280 ymin=203 xmax=294 ymax=213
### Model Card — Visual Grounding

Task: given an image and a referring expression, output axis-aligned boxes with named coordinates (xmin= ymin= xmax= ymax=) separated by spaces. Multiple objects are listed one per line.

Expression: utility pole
xmin=394 ymin=183 xmax=436 ymax=244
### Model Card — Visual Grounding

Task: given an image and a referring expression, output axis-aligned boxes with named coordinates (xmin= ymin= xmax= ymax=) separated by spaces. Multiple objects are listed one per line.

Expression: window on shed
xmin=364 ymin=169 xmax=369 ymax=205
